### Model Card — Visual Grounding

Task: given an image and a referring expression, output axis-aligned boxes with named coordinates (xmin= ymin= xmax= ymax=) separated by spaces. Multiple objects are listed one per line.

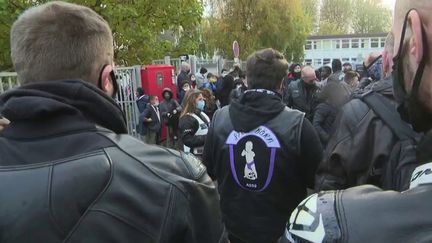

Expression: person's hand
xmin=173 ymin=109 xmax=177 ymax=115
xmin=147 ymin=118 xmax=152 ymax=122
xmin=0 ymin=117 xmax=10 ymax=132
xmin=167 ymin=113 xmax=172 ymax=118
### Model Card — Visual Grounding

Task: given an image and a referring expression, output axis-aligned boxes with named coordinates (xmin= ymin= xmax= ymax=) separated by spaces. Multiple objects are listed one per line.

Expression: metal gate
xmin=114 ymin=66 xmax=142 ymax=138
xmin=0 ymin=68 xmax=142 ymax=138
xmin=0 ymin=72 xmax=20 ymax=94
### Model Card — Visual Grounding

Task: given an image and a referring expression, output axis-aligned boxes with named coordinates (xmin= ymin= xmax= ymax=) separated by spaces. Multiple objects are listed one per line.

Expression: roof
xmin=307 ymin=32 xmax=388 ymax=40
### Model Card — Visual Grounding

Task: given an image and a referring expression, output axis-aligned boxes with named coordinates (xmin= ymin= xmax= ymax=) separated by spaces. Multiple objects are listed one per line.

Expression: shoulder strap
xmin=361 ymin=92 xmax=415 ymax=140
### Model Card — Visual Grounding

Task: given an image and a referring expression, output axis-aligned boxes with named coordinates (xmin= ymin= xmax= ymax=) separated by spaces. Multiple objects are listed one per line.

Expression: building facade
xmin=304 ymin=33 xmax=387 ymax=68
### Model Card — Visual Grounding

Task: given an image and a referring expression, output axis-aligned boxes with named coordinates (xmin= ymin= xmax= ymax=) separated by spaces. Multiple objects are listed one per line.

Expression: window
xmin=351 ymin=39 xmax=359 ymax=48
xmin=323 ymin=40 xmax=332 ymax=49
xmin=342 ymin=39 xmax=350 ymax=48
xmin=305 ymin=59 xmax=312 ymax=65
xmin=313 ymin=40 xmax=322 ymax=50
xmin=361 ymin=39 xmax=369 ymax=48
xmin=314 ymin=59 xmax=323 ymax=67
xmin=380 ymin=37 xmax=386 ymax=48
xmin=351 ymin=58 xmax=357 ymax=63
xmin=305 ymin=40 xmax=312 ymax=50
xmin=323 ymin=58 xmax=331 ymax=65
xmin=371 ymin=38 xmax=379 ymax=48
xmin=342 ymin=58 xmax=350 ymax=63
xmin=332 ymin=40 xmax=340 ymax=49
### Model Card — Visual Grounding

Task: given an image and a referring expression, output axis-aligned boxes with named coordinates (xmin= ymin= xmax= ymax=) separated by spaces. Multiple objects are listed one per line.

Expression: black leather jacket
xmin=204 ymin=90 xmax=322 ymax=243
xmin=286 ymin=80 xmax=321 ymax=121
xmin=0 ymin=80 xmax=227 ymax=243
xmin=315 ymin=78 xmax=419 ymax=191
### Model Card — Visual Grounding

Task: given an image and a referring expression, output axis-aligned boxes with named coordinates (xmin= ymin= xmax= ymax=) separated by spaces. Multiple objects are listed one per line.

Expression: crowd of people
xmin=1 ymin=0 xmax=432 ymax=243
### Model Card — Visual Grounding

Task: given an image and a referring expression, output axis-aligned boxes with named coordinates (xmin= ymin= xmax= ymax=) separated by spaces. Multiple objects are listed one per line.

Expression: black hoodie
xmin=204 ymin=89 xmax=322 ymax=243
xmin=0 ymin=80 xmax=127 ymax=165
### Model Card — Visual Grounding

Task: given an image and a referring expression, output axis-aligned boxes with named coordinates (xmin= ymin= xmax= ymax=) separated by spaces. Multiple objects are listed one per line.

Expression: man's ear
xmin=408 ymin=10 xmax=424 ymax=64
xmin=100 ymin=65 xmax=114 ymax=96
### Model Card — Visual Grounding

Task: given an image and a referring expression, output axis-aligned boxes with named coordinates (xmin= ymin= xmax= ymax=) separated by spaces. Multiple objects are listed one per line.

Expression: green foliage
xmin=0 ymin=0 xmax=203 ymax=70
xmin=352 ymin=0 xmax=392 ymax=34
xmin=202 ymin=0 xmax=310 ymax=62
xmin=317 ymin=0 xmax=392 ymax=35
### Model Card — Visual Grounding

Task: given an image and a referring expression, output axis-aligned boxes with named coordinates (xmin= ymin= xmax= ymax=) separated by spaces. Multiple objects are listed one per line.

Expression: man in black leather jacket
xmin=204 ymin=48 xmax=322 ymax=243
xmin=0 ymin=2 xmax=227 ymax=242
xmin=286 ymin=66 xmax=321 ymax=121
xmin=282 ymin=1 xmax=432 ymax=242
xmin=315 ymin=33 xmax=420 ymax=192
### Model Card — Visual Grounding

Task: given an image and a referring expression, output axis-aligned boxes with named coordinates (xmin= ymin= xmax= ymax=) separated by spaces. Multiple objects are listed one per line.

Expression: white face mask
xmin=183 ymin=87 xmax=190 ymax=91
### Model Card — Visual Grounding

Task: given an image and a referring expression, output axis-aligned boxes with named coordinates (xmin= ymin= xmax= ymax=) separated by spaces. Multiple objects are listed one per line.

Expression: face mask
xmin=196 ymin=100 xmax=205 ymax=111
xmin=392 ymin=8 xmax=432 ymax=132
xmin=153 ymin=101 xmax=159 ymax=107
xmin=183 ymin=86 xmax=190 ymax=92
xmin=164 ymin=93 xmax=171 ymax=100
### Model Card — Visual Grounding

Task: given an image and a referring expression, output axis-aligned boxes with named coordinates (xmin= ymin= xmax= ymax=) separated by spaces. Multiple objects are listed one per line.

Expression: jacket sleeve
xmin=299 ymin=119 xmax=323 ymax=189
xmin=179 ymin=115 xmax=206 ymax=148
xmin=166 ymin=153 xmax=229 ymax=243
xmin=203 ymin=109 xmax=219 ymax=179
xmin=140 ymin=107 xmax=151 ymax=123
xmin=312 ymin=105 xmax=330 ymax=145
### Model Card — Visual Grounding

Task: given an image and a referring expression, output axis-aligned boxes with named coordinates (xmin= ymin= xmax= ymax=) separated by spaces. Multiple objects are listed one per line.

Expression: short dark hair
xmin=136 ymin=87 xmax=144 ymax=96
xmin=246 ymin=48 xmax=289 ymax=91
xmin=11 ymin=1 xmax=113 ymax=85
xmin=332 ymin=59 xmax=342 ymax=72
xmin=199 ymin=67 xmax=208 ymax=74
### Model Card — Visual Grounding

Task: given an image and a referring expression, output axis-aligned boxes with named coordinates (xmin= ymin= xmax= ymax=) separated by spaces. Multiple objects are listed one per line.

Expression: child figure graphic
xmin=242 ymin=141 xmax=258 ymax=180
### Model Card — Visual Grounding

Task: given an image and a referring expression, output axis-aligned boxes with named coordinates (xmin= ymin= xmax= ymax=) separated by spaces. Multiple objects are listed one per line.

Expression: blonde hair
xmin=11 ymin=1 xmax=113 ymax=84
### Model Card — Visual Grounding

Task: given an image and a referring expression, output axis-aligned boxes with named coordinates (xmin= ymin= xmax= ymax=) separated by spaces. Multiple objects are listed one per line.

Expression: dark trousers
xmin=146 ymin=130 xmax=159 ymax=145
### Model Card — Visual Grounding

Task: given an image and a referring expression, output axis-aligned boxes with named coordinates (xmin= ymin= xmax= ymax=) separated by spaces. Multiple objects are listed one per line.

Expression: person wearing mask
xmin=0 ymin=2 xmax=227 ymax=242
xmin=177 ymin=61 xmax=191 ymax=94
xmin=315 ymin=32 xmax=420 ymax=192
xmin=201 ymin=88 xmax=218 ymax=120
xmin=204 ymin=48 xmax=322 ymax=243
xmin=283 ymin=5 xmax=432 ymax=239
xmin=313 ymin=82 xmax=348 ymax=148
xmin=159 ymin=88 xmax=182 ymax=149
xmin=178 ymin=81 xmax=191 ymax=105
xmin=141 ymin=95 xmax=162 ymax=145
xmin=357 ymin=52 xmax=384 ymax=91
xmin=179 ymin=90 xmax=210 ymax=159
xmin=189 ymin=73 xmax=197 ymax=89
xmin=203 ymin=72 xmax=218 ymax=93
xmin=328 ymin=59 xmax=344 ymax=83
xmin=286 ymin=66 xmax=321 ymax=121
xmin=287 ymin=64 xmax=302 ymax=83
xmin=195 ymin=67 xmax=208 ymax=89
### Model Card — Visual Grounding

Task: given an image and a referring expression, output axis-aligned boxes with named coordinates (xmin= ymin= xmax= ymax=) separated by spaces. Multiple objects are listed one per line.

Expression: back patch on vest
xmin=226 ymin=126 xmax=280 ymax=192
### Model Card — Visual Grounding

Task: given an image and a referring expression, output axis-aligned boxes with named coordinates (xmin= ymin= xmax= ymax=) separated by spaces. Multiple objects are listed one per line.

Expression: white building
xmin=303 ymin=33 xmax=387 ymax=68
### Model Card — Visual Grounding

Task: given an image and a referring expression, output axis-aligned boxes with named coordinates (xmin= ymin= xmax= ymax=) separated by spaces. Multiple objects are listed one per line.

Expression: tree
xmin=0 ymin=0 xmax=203 ymax=70
xmin=301 ymin=0 xmax=319 ymax=34
xmin=352 ymin=0 xmax=392 ymax=34
xmin=202 ymin=0 xmax=310 ymax=62
xmin=318 ymin=0 xmax=353 ymax=35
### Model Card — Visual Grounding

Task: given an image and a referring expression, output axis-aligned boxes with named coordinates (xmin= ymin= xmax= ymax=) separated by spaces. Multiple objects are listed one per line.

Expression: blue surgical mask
xmin=197 ymin=100 xmax=205 ymax=111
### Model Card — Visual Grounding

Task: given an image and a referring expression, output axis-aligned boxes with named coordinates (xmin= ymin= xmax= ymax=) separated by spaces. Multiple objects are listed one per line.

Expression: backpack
xmin=358 ymin=91 xmax=421 ymax=191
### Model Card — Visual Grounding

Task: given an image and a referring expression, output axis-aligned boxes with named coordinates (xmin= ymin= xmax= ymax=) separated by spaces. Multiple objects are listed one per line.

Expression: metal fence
xmin=0 ymin=68 xmax=142 ymax=138
xmin=152 ymin=56 xmax=245 ymax=77
xmin=0 ymin=72 xmax=19 ymax=94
